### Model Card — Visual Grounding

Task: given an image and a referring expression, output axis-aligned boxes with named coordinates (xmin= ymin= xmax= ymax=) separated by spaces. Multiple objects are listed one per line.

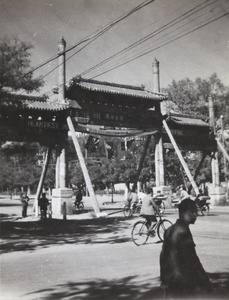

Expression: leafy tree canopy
xmin=0 ymin=36 xmax=44 ymax=94
xmin=164 ymin=73 xmax=229 ymax=127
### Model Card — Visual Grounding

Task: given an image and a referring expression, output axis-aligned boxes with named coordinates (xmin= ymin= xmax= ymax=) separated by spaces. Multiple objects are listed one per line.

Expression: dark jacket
xmin=160 ymin=219 xmax=211 ymax=295
xmin=38 ymin=197 xmax=49 ymax=209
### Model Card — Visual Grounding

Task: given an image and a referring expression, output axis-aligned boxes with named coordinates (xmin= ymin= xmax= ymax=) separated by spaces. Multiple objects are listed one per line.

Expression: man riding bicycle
xmin=140 ymin=188 xmax=159 ymax=234
xmin=126 ymin=188 xmax=138 ymax=209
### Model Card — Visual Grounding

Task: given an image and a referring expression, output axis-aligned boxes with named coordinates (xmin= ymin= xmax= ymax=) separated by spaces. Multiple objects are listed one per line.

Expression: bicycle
xmin=195 ymin=195 xmax=210 ymax=216
xmin=154 ymin=197 xmax=166 ymax=215
xmin=131 ymin=215 xmax=172 ymax=246
xmin=123 ymin=201 xmax=142 ymax=217
xmin=73 ymin=200 xmax=84 ymax=213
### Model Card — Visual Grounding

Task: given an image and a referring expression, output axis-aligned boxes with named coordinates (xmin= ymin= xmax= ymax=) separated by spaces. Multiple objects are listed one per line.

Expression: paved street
xmin=0 ymin=197 xmax=229 ymax=300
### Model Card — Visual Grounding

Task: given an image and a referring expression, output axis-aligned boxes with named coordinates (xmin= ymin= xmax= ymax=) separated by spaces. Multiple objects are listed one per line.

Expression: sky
xmin=0 ymin=0 xmax=229 ymax=98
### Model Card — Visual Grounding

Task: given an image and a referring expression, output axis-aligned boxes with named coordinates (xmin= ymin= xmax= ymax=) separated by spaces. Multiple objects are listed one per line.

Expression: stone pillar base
xmin=52 ymin=188 xmax=73 ymax=215
xmin=208 ymin=186 xmax=226 ymax=206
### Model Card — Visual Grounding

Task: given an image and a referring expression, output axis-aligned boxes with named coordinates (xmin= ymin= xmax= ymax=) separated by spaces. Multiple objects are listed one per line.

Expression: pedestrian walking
xmin=38 ymin=192 xmax=49 ymax=219
xmin=20 ymin=192 xmax=29 ymax=218
xmin=74 ymin=189 xmax=83 ymax=208
xmin=160 ymin=199 xmax=212 ymax=298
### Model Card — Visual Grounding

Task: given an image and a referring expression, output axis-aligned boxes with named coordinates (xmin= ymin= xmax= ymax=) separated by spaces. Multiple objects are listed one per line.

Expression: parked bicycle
xmin=131 ymin=214 xmax=172 ymax=246
xmin=195 ymin=195 xmax=210 ymax=216
xmin=123 ymin=201 xmax=142 ymax=217
xmin=72 ymin=200 xmax=84 ymax=213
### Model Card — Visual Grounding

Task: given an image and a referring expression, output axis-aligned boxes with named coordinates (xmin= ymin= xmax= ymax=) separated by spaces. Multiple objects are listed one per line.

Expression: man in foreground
xmin=160 ymin=199 xmax=212 ymax=298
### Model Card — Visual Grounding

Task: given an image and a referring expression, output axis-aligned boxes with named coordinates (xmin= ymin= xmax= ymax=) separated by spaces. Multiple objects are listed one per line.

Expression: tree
xmin=0 ymin=142 xmax=52 ymax=193
xmin=165 ymin=74 xmax=229 ymax=124
xmin=164 ymin=74 xmax=229 ymax=188
xmin=0 ymin=36 xmax=44 ymax=97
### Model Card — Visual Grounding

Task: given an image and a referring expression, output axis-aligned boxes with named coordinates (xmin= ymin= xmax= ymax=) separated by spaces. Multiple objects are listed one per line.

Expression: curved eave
xmin=78 ymin=84 xmax=167 ymax=101
xmin=24 ymin=100 xmax=69 ymax=111
xmin=71 ymin=79 xmax=168 ymax=101
xmin=166 ymin=114 xmax=210 ymax=128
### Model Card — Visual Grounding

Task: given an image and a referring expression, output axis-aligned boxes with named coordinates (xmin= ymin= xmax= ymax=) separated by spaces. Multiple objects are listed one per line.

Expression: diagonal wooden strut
xmin=34 ymin=147 xmax=52 ymax=217
xmin=188 ymin=153 xmax=207 ymax=194
xmin=162 ymin=120 xmax=199 ymax=196
xmin=216 ymin=138 xmax=229 ymax=162
xmin=132 ymin=135 xmax=151 ymax=191
xmin=67 ymin=117 xmax=101 ymax=216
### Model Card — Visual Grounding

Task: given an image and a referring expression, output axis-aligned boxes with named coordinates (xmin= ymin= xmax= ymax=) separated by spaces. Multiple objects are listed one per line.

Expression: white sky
xmin=0 ymin=0 xmax=229 ymax=98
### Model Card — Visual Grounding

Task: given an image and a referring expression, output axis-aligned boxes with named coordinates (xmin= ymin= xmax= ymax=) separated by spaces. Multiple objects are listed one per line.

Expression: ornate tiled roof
xmin=166 ymin=113 xmax=209 ymax=127
xmin=69 ymin=77 xmax=167 ymax=101
xmin=24 ymin=100 xmax=69 ymax=111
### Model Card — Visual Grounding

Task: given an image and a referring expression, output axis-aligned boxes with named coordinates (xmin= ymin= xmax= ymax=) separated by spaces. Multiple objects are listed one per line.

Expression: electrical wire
xmin=22 ymin=0 xmax=155 ymax=78
xmin=89 ymin=11 xmax=229 ymax=79
xmin=86 ymin=1 xmax=226 ymax=78
xmin=42 ymin=0 xmax=228 ymax=98
xmin=80 ymin=0 xmax=218 ymax=78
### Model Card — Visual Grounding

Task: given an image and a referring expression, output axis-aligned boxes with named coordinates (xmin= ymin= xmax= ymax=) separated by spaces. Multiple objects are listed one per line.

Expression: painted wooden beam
xmin=67 ymin=116 xmax=100 ymax=215
xmin=34 ymin=147 xmax=52 ymax=217
xmin=163 ymin=120 xmax=199 ymax=195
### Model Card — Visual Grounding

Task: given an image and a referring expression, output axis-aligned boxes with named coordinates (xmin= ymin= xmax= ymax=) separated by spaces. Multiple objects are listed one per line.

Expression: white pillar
xmin=56 ymin=37 xmax=67 ymax=188
xmin=58 ymin=37 xmax=66 ymax=104
xmin=153 ymin=58 xmax=164 ymax=186
xmin=152 ymin=57 xmax=160 ymax=93
xmin=209 ymin=95 xmax=220 ymax=187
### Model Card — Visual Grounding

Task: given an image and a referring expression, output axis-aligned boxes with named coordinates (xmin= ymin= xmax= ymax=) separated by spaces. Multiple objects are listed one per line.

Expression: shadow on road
xmin=0 ymin=217 xmax=133 ymax=254
xmin=209 ymin=271 xmax=229 ymax=299
xmin=26 ymin=275 xmax=164 ymax=300
xmin=24 ymin=272 xmax=229 ymax=300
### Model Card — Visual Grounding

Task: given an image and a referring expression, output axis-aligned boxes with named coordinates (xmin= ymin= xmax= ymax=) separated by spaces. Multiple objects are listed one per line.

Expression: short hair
xmin=178 ymin=198 xmax=197 ymax=214
xmin=146 ymin=187 xmax=153 ymax=194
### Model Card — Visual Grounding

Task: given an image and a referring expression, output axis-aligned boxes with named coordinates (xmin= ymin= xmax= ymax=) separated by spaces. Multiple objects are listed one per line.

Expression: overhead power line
xmin=89 ymin=11 xmax=229 ymax=80
xmin=44 ymin=0 xmax=228 ymax=98
xmin=22 ymin=0 xmax=155 ymax=78
xmin=48 ymin=9 xmax=228 ymax=99
xmin=80 ymin=0 xmax=218 ymax=78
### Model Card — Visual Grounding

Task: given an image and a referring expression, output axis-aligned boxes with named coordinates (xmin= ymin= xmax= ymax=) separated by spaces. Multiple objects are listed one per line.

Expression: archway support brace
xmin=163 ymin=120 xmax=199 ymax=196
xmin=34 ymin=147 xmax=52 ymax=217
xmin=67 ymin=117 xmax=102 ymax=216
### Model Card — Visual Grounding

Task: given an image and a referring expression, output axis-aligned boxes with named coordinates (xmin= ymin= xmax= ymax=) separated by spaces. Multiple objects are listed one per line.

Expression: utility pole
xmin=209 ymin=95 xmax=220 ymax=187
xmin=208 ymin=95 xmax=226 ymax=205
xmin=221 ymin=115 xmax=228 ymax=201
xmin=153 ymin=58 xmax=165 ymax=187
xmin=52 ymin=38 xmax=73 ymax=216
xmin=57 ymin=37 xmax=67 ymax=188
xmin=58 ymin=37 xmax=66 ymax=104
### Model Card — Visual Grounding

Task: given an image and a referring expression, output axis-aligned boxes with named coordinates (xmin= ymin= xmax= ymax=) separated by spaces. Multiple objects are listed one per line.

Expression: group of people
xmin=132 ymin=187 xmax=213 ymax=298
xmin=20 ymin=191 xmax=50 ymax=219
xmin=20 ymin=185 xmax=212 ymax=298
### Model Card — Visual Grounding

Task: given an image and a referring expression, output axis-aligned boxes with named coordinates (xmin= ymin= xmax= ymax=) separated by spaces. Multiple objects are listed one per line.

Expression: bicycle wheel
xmin=157 ymin=219 xmax=173 ymax=241
xmin=78 ymin=202 xmax=84 ymax=213
xmin=133 ymin=205 xmax=141 ymax=216
xmin=131 ymin=221 xmax=149 ymax=246
xmin=123 ymin=205 xmax=132 ymax=217
xmin=201 ymin=204 xmax=209 ymax=216
xmin=158 ymin=201 xmax=165 ymax=215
